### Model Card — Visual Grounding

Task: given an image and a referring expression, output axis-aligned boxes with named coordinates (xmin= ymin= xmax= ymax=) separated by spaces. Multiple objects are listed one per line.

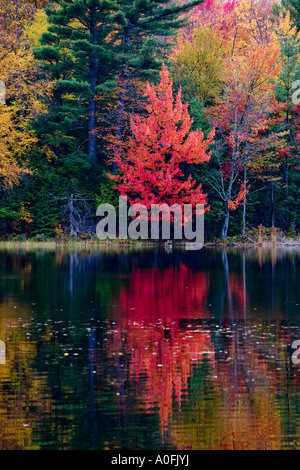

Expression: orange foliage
xmin=227 ymin=181 xmax=249 ymax=210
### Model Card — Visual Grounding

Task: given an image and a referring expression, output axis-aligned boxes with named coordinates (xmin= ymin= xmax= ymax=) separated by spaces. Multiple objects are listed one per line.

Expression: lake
xmin=0 ymin=246 xmax=299 ymax=450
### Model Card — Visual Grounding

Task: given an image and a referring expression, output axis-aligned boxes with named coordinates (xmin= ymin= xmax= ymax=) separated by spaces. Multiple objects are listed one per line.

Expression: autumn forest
xmin=2 ymin=0 xmax=300 ymax=243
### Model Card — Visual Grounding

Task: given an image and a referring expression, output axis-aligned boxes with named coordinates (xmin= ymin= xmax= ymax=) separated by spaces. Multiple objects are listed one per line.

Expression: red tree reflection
xmin=107 ymin=321 xmax=215 ymax=429
xmin=114 ymin=263 xmax=210 ymax=322
xmin=105 ymin=263 xmax=214 ymax=428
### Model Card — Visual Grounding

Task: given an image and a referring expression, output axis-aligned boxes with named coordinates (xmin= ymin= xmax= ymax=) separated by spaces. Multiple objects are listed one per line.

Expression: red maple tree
xmin=108 ymin=64 xmax=215 ymax=211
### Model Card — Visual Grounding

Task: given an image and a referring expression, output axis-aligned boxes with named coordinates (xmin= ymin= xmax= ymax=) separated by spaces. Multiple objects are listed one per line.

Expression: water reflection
xmin=112 ymin=264 xmax=210 ymax=321
xmin=0 ymin=247 xmax=299 ymax=449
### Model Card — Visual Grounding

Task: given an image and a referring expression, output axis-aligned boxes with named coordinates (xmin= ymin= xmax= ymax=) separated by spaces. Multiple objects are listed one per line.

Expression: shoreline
xmin=204 ymin=240 xmax=300 ymax=247
xmin=0 ymin=238 xmax=300 ymax=250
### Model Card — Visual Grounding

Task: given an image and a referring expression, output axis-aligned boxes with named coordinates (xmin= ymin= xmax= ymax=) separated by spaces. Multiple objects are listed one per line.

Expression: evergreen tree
xmin=34 ymin=0 xmax=125 ymax=166
xmin=115 ymin=0 xmax=206 ymax=81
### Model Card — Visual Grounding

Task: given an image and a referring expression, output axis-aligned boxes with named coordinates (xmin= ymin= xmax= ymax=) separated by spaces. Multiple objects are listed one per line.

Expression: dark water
xmin=0 ymin=246 xmax=300 ymax=450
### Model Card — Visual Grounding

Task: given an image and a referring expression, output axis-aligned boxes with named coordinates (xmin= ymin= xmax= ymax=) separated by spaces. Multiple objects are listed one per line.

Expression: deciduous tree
xmin=207 ymin=43 xmax=281 ymax=239
xmin=109 ymin=65 xmax=214 ymax=211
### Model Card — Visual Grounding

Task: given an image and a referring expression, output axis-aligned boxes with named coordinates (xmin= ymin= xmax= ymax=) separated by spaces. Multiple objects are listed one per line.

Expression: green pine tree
xmin=34 ymin=0 xmax=126 ymax=166
xmin=275 ymin=34 xmax=300 ymax=229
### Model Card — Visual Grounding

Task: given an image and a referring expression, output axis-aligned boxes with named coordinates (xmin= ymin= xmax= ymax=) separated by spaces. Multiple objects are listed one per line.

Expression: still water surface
xmin=0 ymin=246 xmax=300 ymax=450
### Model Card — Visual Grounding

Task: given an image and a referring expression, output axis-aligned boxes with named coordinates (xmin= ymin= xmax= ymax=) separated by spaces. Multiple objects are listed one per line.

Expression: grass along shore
xmin=1 ymin=232 xmax=300 ymax=251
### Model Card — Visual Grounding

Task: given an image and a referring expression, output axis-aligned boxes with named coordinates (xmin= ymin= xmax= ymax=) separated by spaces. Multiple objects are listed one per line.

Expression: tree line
xmin=1 ymin=0 xmax=300 ymax=242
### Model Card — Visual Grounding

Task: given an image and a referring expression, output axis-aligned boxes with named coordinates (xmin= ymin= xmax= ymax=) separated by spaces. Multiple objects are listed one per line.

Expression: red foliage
xmin=195 ymin=0 xmax=236 ymax=13
xmin=109 ymin=65 xmax=215 ymax=210
xmin=114 ymin=264 xmax=210 ymax=322
xmin=106 ymin=263 xmax=213 ymax=427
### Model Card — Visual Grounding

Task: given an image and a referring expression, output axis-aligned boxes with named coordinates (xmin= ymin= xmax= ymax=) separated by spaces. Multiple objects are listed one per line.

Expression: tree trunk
xmin=69 ymin=194 xmax=76 ymax=236
xmin=222 ymin=206 xmax=230 ymax=240
xmin=282 ymin=153 xmax=289 ymax=230
xmin=270 ymin=179 xmax=275 ymax=228
xmin=88 ymin=6 xmax=97 ymax=165
xmin=113 ymin=21 xmax=132 ymax=174
xmin=242 ymin=249 xmax=246 ymax=324
xmin=242 ymin=165 xmax=247 ymax=239
xmin=113 ymin=66 xmax=128 ymax=173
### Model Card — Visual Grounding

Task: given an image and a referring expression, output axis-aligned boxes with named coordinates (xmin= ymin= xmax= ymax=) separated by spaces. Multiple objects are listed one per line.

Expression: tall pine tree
xmin=34 ymin=0 xmax=125 ymax=166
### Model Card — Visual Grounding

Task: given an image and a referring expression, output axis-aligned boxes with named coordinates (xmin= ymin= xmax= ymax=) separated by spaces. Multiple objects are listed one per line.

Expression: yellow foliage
xmin=0 ymin=4 xmax=54 ymax=185
xmin=18 ymin=204 xmax=33 ymax=225
xmin=0 ymin=8 xmax=53 ymax=120
xmin=171 ymin=27 xmax=228 ymax=102
xmin=174 ymin=0 xmax=282 ymax=106
xmin=0 ymin=105 xmax=33 ymax=188
xmin=277 ymin=10 xmax=296 ymax=38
